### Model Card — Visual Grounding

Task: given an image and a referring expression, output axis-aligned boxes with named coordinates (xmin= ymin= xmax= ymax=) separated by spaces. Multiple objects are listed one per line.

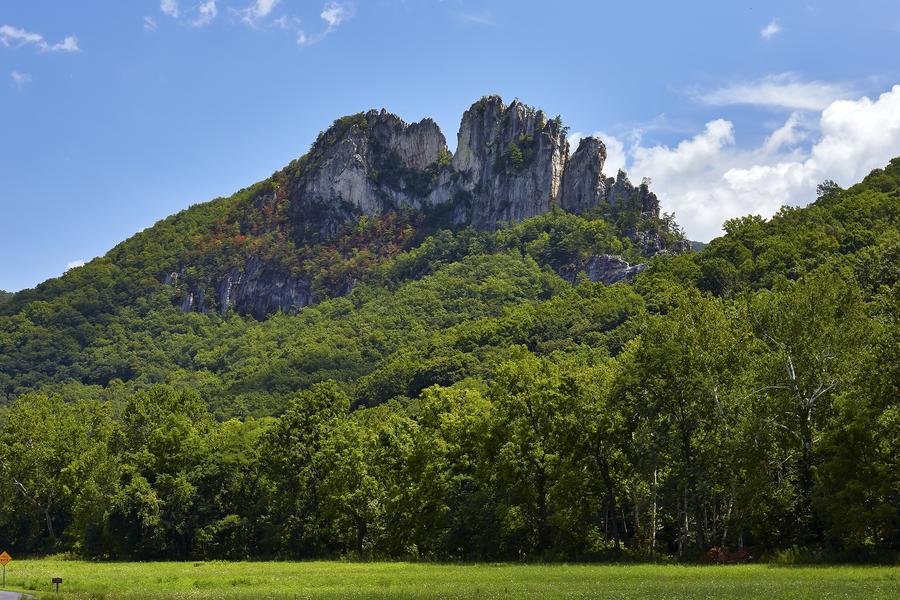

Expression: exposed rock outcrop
xmin=170 ymin=95 xmax=688 ymax=316
xmin=558 ymin=255 xmax=648 ymax=286
xmin=171 ymin=258 xmax=314 ymax=319
xmin=216 ymin=257 xmax=313 ymax=319
xmin=605 ymin=170 xmax=659 ymax=215
xmin=287 ymin=96 xmax=677 ymax=244
xmin=434 ymin=96 xmax=569 ymax=228
xmin=288 ymin=110 xmax=449 ymax=240
xmin=560 ymin=136 xmax=607 ymax=214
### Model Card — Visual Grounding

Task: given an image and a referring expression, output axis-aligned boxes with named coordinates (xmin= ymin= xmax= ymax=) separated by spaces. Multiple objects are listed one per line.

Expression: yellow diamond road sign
xmin=0 ymin=551 xmax=10 ymax=566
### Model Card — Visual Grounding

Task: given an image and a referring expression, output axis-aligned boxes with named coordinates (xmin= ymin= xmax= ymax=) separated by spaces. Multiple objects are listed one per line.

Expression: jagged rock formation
xmin=285 ymin=96 xmax=672 ymax=242
xmin=169 ymin=95 xmax=687 ymax=317
xmin=288 ymin=110 xmax=449 ymax=240
xmin=431 ymin=97 xmax=568 ymax=228
xmin=560 ymin=137 xmax=607 ymax=214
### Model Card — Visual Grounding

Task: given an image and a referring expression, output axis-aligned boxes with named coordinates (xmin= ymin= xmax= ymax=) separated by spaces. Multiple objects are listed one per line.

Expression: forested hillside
xmin=0 ymin=142 xmax=897 ymax=562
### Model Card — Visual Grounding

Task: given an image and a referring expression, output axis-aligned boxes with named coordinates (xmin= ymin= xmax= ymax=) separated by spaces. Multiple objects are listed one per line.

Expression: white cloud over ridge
xmin=601 ymin=85 xmax=900 ymax=241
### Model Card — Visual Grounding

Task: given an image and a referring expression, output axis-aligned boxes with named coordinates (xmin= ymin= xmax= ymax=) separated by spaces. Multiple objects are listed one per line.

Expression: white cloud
xmin=66 ymin=260 xmax=85 ymax=271
xmin=0 ymin=25 xmax=42 ymax=47
xmin=697 ymin=73 xmax=855 ymax=111
xmin=144 ymin=16 xmax=158 ymax=32
xmin=160 ymin=0 xmax=179 ymax=18
xmin=10 ymin=70 xmax=31 ymax=90
xmin=298 ymin=2 xmax=355 ymax=46
xmin=762 ymin=111 xmax=807 ymax=154
xmin=192 ymin=1 xmax=218 ymax=27
xmin=0 ymin=24 xmax=80 ymax=53
xmin=158 ymin=0 xmax=216 ymax=28
xmin=760 ymin=19 xmax=781 ymax=40
xmin=320 ymin=1 xmax=353 ymax=28
xmin=623 ymin=85 xmax=900 ymax=241
xmin=457 ymin=11 xmax=493 ymax=26
xmin=49 ymin=36 xmax=79 ymax=52
xmin=238 ymin=0 xmax=281 ymax=25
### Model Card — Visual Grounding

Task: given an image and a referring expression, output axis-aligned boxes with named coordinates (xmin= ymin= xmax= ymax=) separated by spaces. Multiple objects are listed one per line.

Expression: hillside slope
xmin=0 ymin=160 xmax=896 ymax=561
xmin=1 ymin=97 xmax=687 ymax=412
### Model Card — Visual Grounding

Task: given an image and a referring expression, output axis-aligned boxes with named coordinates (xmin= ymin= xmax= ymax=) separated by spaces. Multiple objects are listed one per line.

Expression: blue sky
xmin=2 ymin=1 xmax=900 ymax=291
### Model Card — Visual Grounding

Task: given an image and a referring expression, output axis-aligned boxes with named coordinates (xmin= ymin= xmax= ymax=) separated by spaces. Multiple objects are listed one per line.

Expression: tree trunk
xmin=632 ymin=479 xmax=641 ymax=542
xmin=355 ymin=518 xmax=366 ymax=556
xmin=536 ymin=463 xmax=549 ymax=556
xmin=797 ymin=407 xmax=817 ymax=544
xmin=693 ymin=485 xmax=706 ymax=551
xmin=45 ymin=507 xmax=56 ymax=540
xmin=651 ymin=463 xmax=658 ymax=559
xmin=598 ymin=455 xmax=621 ymax=553
xmin=722 ymin=484 xmax=735 ymax=546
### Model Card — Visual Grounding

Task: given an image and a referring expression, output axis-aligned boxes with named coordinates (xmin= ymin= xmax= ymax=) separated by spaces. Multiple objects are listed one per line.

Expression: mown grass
xmin=3 ymin=560 xmax=898 ymax=599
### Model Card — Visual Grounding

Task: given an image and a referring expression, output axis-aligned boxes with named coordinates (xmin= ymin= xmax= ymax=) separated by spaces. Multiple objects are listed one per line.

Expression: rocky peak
xmin=605 ymin=169 xmax=659 ymax=215
xmin=560 ymin=136 xmax=607 ymax=214
xmin=285 ymin=96 xmax=674 ymax=240
xmin=170 ymin=96 xmax=688 ymax=318
xmin=288 ymin=109 xmax=449 ymax=240
xmin=440 ymin=96 xmax=569 ymax=228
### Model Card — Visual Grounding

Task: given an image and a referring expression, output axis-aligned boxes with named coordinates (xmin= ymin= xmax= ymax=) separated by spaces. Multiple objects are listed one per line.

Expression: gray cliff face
xmin=560 ymin=136 xmax=608 ymax=214
xmin=285 ymin=96 xmax=673 ymax=241
xmin=170 ymin=96 xmax=687 ymax=316
xmin=289 ymin=109 xmax=448 ymax=239
xmin=169 ymin=258 xmax=314 ymax=319
xmin=436 ymin=96 xmax=569 ymax=228
xmin=217 ymin=257 xmax=313 ymax=319
xmin=558 ymin=255 xmax=648 ymax=286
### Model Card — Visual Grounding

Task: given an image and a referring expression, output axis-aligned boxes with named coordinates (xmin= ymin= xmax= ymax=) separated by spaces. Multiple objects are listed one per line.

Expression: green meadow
xmin=3 ymin=560 xmax=898 ymax=599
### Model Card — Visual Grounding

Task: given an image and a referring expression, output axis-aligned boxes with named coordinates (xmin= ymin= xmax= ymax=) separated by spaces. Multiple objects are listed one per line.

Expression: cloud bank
xmin=607 ymin=85 xmax=900 ymax=241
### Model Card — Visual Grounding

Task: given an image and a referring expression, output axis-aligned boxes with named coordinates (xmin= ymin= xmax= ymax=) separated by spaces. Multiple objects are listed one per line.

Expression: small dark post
xmin=52 ymin=577 xmax=63 ymax=593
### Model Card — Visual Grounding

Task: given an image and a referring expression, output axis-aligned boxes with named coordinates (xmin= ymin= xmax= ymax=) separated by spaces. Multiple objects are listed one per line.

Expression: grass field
xmin=3 ymin=560 xmax=898 ymax=599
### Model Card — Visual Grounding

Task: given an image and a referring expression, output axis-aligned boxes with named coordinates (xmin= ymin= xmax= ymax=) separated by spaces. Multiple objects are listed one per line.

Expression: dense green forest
xmin=0 ymin=159 xmax=897 ymax=562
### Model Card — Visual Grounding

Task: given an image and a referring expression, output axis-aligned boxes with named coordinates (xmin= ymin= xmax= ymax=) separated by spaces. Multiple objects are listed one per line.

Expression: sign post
xmin=52 ymin=577 xmax=63 ymax=593
xmin=0 ymin=551 xmax=11 ymax=587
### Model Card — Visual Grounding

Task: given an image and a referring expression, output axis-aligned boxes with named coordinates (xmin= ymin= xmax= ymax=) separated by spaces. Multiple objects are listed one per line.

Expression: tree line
xmin=1 ymin=268 xmax=896 ymax=562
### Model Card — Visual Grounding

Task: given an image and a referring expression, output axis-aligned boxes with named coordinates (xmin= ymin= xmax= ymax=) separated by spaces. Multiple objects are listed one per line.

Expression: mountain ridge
xmin=132 ymin=95 xmax=687 ymax=318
